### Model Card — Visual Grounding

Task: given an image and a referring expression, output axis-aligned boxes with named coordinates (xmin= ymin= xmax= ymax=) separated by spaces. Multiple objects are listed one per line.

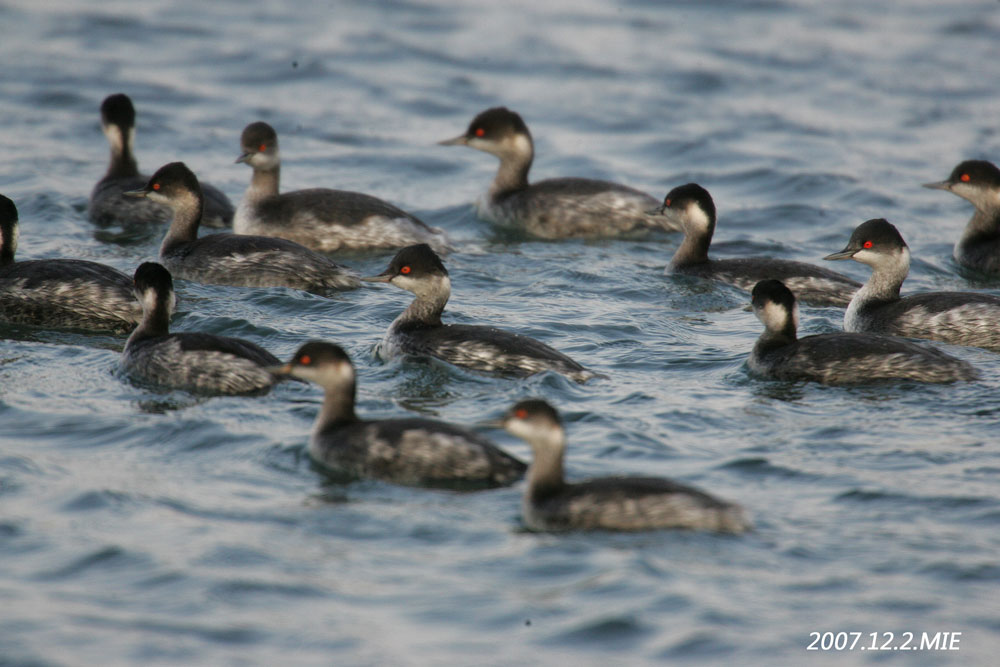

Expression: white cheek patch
xmin=144 ymin=190 xmax=168 ymax=205
xmin=390 ymin=274 xmax=421 ymax=293
xmin=103 ymin=124 xmax=124 ymax=154
xmin=311 ymin=362 xmax=355 ymax=388
xmin=141 ymin=287 xmax=159 ymax=313
xmin=685 ymin=201 xmax=711 ymax=232
xmin=251 ymin=150 xmax=280 ymax=170
xmin=850 ymin=248 xmax=877 ymax=264
xmin=852 ymin=245 xmax=909 ymax=270
xmin=9 ymin=223 xmax=20 ymax=256
xmin=393 ymin=273 xmax=450 ymax=299
xmin=505 ymin=418 xmax=535 ymax=442
xmin=506 ymin=418 xmax=562 ymax=448
xmin=951 ymin=182 xmax=999 ymax=209
xmin=430 ymin=275 xmax=451 ymax=298
xmin=757 ymin=301 xmax=793 ymax=332
xmin=510 ymin=133 xmax=533 ymax=158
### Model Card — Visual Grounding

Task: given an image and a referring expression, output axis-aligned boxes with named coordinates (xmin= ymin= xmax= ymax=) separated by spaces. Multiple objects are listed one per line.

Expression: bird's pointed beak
xmin=438 ymin=134 xmax=468 ymax=147
xmin=921 ymin=180 xmax=951 ymax=191
xmin=823 ymin=248 xmax=857 ymax=261
xmin=235 ymin=152 xmax=252 ymax=164
xmin=361 ymin=271 xmax=393 ymax=283
xmin=123 ymin=188 xmax=147 ymax=199
xmin=265 ymin=362 xmax=293 ymax=376
xmin=646 ymin=202 xmax=677 ymax=218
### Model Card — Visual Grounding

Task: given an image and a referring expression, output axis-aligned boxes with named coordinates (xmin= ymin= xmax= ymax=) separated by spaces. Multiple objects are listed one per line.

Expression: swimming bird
xmin=363 ymin=243 xmax=596 ymax=382
xmin=269 ymin=340 xmax=526 ymax=487
xmin=0 ymin=194 xmax=141 ymax=332
xmin=499 ymin=399 xmax=750 ymax=533
xmin=234 ymin=121 xmax=450 ymax=252
xmin=439 ymin=107 xmax=672 ymax=239
xmin=652 ymin=183 xmax=860 ymax=307
xmin=923 ymin=160 xmax=1000 ymax=275
xmin=824 ymin=218 xmax=1000 ymax=351
xmin=122 ymin=262 xmax=282 ymax=394
xmin=748 ymin=279 xmax=976 ymax=384
xmin=89 ymin=93 xmax=233 ymax=228
xmin=125 ymin=162 xmax=359 ymax=291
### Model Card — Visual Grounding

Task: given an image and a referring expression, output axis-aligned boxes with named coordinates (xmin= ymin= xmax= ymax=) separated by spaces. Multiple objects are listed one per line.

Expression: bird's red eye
xmin=960 ymin=173 xmax=970 ymax=182
xmin=259 ymin=144 xmax=267 ymax=152
xmin=300 ymin=355 xmax=312 ymax=365
xmin=515 ymin=408 xmax=527 ymax=419
xmin=665 ymin=198 xmax=672 ymax=207
xmin=863 ymin=240 xmax=873 ymax=249
xmin=400 ymin=265 xmax=411 ymax=274
xmin=474 ymin=127 xmax=485 ymax=137
xmin=152 ymin=183 xmax=161 ymax=191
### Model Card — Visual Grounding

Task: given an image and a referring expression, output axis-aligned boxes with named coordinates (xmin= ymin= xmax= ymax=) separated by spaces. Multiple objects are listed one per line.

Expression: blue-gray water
xmin=1 ymin=0 xmax=999 ymax=664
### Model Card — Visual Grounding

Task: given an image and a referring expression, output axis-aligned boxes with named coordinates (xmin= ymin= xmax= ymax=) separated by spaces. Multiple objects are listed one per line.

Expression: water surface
xmin=1 ymin=0 xmax=999 ymax=664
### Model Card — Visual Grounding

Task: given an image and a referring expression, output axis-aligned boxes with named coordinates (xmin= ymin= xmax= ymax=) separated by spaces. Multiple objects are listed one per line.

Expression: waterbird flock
xmin=3 ymin=94 xmax=999 ymax=534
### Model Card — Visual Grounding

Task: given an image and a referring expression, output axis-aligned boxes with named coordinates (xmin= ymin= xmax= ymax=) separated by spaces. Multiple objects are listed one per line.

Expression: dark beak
xmin=823 ymin=248 xmax=857 ymax=261
xmin=264 ymin=362 xmax=293 ymax=376
xmin=123 ymin=188 xmax=147 ymax=199
xmin=437 ymin=134 xmax=468 ymax=147
xmin=921 ymin=180 xmax=951 ymax=191
xmin=360 ymin=272 xmax=393 ymax=283
xmin=235 ymin=152 xmax=252 ymax=164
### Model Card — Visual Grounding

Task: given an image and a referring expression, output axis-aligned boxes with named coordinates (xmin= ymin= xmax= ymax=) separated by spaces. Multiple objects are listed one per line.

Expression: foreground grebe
xmin=364 ymin=244 xmax=596 ymax=382
xmin=89 ymin=93 xmax=233 ymax=228
xmin=234 ymin=121 xmax=450 ymax=252
xmin=126 ymin=162 xmax=359 ymax=291
xmin=748 ymin=280 xmax=976 ymax=384
xmin=499 ymin=400 xmax=750 ymax=533
xmin=824 ymin=218 xmax=1000 ymax=351
xmin=269 ymin=341 xmax=526 ymax=487
xmin=439 ymin=107 xmax=673 ymax=239
xmin=923 ymin=160 xmax=1000 ymax=275
xmin=122 ymin=263 xmax=282 ymax=394
xmin=653 ymin=183 xmax=860 ymax=307
xmin=0 ymin=195 xmax=141 ymax=332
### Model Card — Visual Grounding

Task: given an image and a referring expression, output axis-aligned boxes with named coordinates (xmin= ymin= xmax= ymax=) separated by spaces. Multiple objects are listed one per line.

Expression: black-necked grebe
xmin=269 ymin=341 xmax=526 ymax=487
xmin=440 ymin=107 xmax=673 ymax=239
xmin=499 ymin=399 xmax=750 ymax=533
xmin=363 ymin=244 xmax=595 ymax=382
xmin=924 ymin=160 xmax=1000 ymax=275
xmin=89 ymin=93 xmax=233 ymax=228
xmin=825 ymin=218 xmax=1000 ymax=351
xmin=125 ymin=162 xmax=359 ymax=291
xmin=234 ymin=121 xmax=450 ymax=252
xmin=122 ymin=262 xmax=281 ymax=394
xmin=0 ymin=194 xmax=141 ymax=332
xmin=653 ymin=183 xmax=860 ymax=307
xmin=748 ymin=279 xmax=976 ymax=384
